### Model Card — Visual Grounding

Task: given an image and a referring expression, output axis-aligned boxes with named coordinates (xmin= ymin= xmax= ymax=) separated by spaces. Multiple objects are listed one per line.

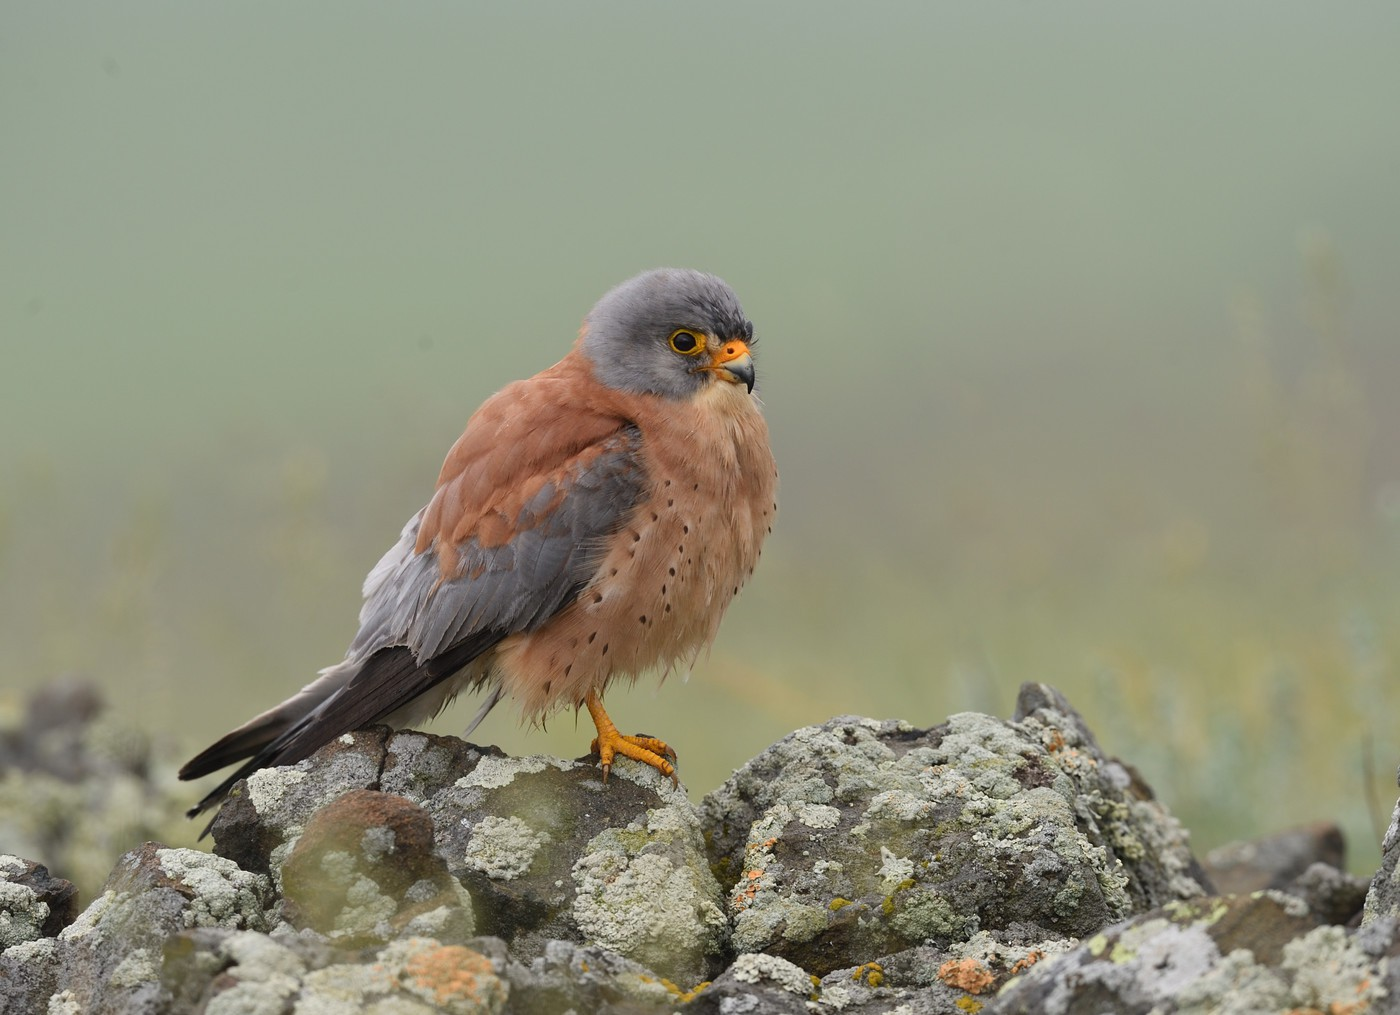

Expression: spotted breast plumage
xmin=180 ymin=268 xmax=777 ymax=820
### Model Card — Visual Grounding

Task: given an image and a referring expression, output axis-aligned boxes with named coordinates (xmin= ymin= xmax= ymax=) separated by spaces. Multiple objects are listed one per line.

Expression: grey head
xmin=580 ymin=268 xmax=757 ymax=399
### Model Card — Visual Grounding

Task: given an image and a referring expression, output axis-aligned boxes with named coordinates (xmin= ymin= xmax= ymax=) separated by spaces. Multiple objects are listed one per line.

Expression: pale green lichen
xmin=157 ymin=847 xmax=269 ymax=930
xmin=245 ymin=767 xmax=307 ymax=816
xmin=108 ymin=947 xmax=160 ymax=988
xmin=0 ymin=881 xmax=47 ymax=949
xmin=877 ymin=847 xmax=914 ymax=890
xmin=572 ymin=842 xmax=724 ymax=979
xmin=57 ymin=889 xmax=116 ymax=943
xmin=890 ymin=888 xmax=968 ymax=940
xmin=730 ymin=952 xmax=813 ymax=995
xmin=455 ymin=754 xmax=558 ymax=790
xmin=1282 ymin=925 xmax=1388 ymax=1010
xmin=337 ymin=874 xmax=398 ymax=936
xmin=779 ymin=903 xmax=829 ymax=944
xmin=1172 ymin=948 xmax=1290 ymax=1013
xmin=796 ymin=804 xmax=842 ymax=829
xmin=360 ymin=826 xmax=396 ymax=862
xmin=463 ymin=815 xmax=548 ymax=880
xmin=47 ymin=989 xmax=82 ymax=1015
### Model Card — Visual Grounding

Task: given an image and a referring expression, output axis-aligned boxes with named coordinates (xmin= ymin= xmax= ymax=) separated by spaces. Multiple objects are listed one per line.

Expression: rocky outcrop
xmin=0 ymin=854 xmax=77 ymax=947
xmin=701 ymin=685 xmax=1210 ymax=976
xmin=1 ymin=681 xmax=1395 ymax=1014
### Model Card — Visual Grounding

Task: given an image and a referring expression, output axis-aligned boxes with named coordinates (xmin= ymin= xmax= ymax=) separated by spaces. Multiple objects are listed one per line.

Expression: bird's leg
xmin=585 ymin=690 xmax=678 ymax=787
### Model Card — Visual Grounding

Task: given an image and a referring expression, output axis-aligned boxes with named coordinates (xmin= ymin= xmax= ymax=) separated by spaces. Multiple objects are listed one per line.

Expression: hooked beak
xmin=707 ymin=339 xmax=755 ymax=393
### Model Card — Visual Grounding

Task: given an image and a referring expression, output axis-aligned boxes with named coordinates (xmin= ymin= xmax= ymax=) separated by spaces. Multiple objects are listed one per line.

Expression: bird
xmin=180 ymin=268 xmax=777 ymax=821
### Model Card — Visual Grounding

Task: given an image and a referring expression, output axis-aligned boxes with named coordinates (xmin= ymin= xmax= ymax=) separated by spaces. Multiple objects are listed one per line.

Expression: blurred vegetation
xmin=3 ymin=2 xmax=1399 ymax=881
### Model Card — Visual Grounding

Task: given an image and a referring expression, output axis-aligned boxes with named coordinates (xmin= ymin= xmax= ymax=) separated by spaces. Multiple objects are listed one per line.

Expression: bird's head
xmin=580 ymin=268 xmax=757 ymax=400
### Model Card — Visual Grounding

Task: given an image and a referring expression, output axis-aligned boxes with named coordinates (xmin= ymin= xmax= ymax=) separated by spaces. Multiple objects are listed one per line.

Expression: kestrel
xmin=181 ymin=268 xmax=777 ymax=819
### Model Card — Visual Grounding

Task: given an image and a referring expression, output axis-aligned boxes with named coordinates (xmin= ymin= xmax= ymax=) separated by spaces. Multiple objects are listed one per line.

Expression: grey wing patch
xmin=350 ymin=425 xmax=646 ymax=665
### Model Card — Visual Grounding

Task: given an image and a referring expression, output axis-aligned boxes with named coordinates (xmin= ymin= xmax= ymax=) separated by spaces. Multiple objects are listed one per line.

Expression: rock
xmin=1 ymin=854 xmax=78 ymax=944
xmin=1203 ymin=821 xmax=1346 ymax=894
xmin=688 ymin=952 xmax=817 ymax=1014
xmin=209 ymin=725 xmax=394 ymax=879
xmin=1288 ymin=861 xmax=1371 ymax=927
xmin=384 ymin=730 xmax=726 ymax=983
xmin=1204 ymin=822 xmax=1369 ymax=926
xmin=161 ymin=928 xmax=508 ymax=1015
xmin=699 ymin=683 xmax=1209 ymax=975
xmin=496 ymin=937 xmax=702 ymax=1014
xmin=1364 ymin=768 xmax=1400 ymax=927
xmin=0 ymin=841 xmax=270 ymax=1015
xmin=990 ymin=893 xmax=1400 ymax=1014
xmin=279 ymin=787 xmax=476 ymax=946
xmin=11 ymin=681 xmax=1392 ymax=1014
xmin=210 ymin=725 xmax=727 ymax=986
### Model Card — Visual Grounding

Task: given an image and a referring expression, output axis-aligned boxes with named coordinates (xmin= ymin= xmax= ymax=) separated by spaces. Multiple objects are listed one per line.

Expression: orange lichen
xmin=1009 ymin=949 xmax=1045 ymax=974
xmin=937 ymin=958 xmax=995 ymax=995
xmin=399 ymin=944 xmax=497 ymax=1007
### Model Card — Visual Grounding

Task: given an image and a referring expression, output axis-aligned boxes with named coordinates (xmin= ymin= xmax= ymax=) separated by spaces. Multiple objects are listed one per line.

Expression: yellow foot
xmin=585 ymin=690 xmax=678 ymax=787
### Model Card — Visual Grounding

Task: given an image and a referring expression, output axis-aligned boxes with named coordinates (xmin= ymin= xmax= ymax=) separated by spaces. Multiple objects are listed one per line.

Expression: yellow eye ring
xmin=668 ymin=329 xmax=706 ymax=356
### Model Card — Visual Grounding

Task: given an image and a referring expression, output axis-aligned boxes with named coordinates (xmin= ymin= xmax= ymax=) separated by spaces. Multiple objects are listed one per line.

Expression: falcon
xmin=181 ymin=268 xmax=777 ymax=818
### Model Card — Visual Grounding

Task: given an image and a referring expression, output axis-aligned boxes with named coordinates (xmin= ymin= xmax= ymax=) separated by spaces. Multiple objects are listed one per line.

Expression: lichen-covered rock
xmin=686 ymin=952 xmax=817 ymax=1014
xmin=386 ymin=730 xmax=728 ymax=987
xmin=1 ymin=854 xmax=78 ymax=946
xmin=700 ymin=683 xmax=1208 ymax=975
xmin=209 ymin=726 xmax=394 ymax=880
xmin=1365 ymin=767 xmax=1400 ymax=928
xmin=497 ymin=937 xmax=704 ymax=1014
xmin=161 ymin=928 xmax=508 ymax=1014
xmin=991 ymin=892 xmax=1400 ymax=1015
xmin=0 ymin=841 xmax=269 ymax=1014
xmin=278 ymin=787 xmax=475 ymax=946
xmin=209 ymin=725 xmax=727 ymax=986
xmin=1204 ymin=822 xmax=1368 ymax=926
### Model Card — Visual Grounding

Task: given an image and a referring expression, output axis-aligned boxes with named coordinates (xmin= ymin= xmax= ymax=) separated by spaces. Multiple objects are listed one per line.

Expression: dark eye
xmin=668 ymin=329 xmax=704 ymax=356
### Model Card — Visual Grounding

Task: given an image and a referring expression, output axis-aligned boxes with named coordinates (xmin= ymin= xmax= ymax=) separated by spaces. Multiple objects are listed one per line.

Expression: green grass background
xmin=4 ymin=2 xmax=1400 ymax=873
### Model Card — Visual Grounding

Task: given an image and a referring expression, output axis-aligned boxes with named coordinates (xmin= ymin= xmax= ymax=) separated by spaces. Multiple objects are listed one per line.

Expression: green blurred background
xmin=4 ymin=3 xmax=1400 ymax=872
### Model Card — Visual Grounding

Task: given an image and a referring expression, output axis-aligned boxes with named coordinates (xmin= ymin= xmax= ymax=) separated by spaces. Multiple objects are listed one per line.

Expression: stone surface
xmin=208 ymin=725 xmax=727 ymax=987
xmin=278 ymin=787 xmax=476 ymax=947
xmin=1204 ymin=820 xmax=1347 ymax=894
xmin=699 ymin=683 xmax=1209 ymax=975
xmin=1 ymin=854 xmax=78 ymax=945
xmin=991 ymin=893 xmax=1400 ymax=1015
xmin=1365 ymin=770 xmax=1400 ymax=928
xmin=6 ymin=682 xmax=1396 ymax=1014
xmin=162 ymin=929 xmax=508 ymax=1015
xmin=1204 ymin=822 xmax=1369 ymax=926
xmin=1 ymin=841 xmax=270 ymax=1015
